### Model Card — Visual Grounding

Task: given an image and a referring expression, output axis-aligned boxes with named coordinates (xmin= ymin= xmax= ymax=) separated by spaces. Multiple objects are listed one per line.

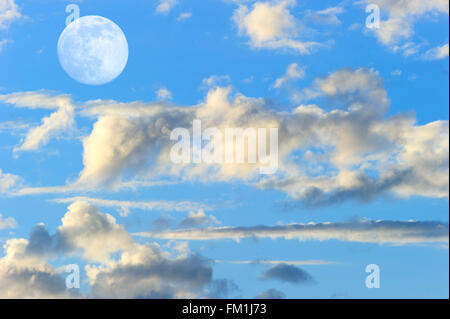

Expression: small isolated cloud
xmin=261 ymin=263 xmax=315 ymax=284
xmin=233 ymin=0 xmax=320 ymax=54
xmin=272 ymin=63 xmax=305 ymax=89
xmin=391 ymin=69 xmax=402 ymax=76
xmin=0 ymin=213 xmax=16 ymax=229
xmin=156 ymin=0 xmax=178 ymax=14
xmin=421 ymin=43 xmax=449 ymax=60
xmin=179 ymin=209 xmax=220 ymax=228
xmin=156 ymin=87 xmax=173 ymax=101
xmin=177 ymin=12 xmax=192 ymax=21
xmin=255 ymin=288 xmax=286 ymax=299
xmin=0 ymin=0 xmax=21 ymax=30
xmin=0 ymin=169 xmax=20 ymax=194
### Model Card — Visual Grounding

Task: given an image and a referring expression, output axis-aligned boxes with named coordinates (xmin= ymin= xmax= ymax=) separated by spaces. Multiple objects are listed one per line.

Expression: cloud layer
xmin=136 ymin=219 xmax=449 ymax=245
xmin=3 ymin=68 xmax=448 ymax=206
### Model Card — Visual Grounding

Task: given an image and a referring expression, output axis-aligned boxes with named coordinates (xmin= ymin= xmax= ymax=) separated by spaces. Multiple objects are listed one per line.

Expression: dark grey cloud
xmin=89 ymin=252 xmax=214 ymax=299
xmin=152 ymin=214 xmax=175 ymax=230
xmin=281 ymin=168 xmax=416 ymax=208
xmin=206 ymin=279 xmax=240 ymax=298
xmin=261 ymin=264 xmax=315 ymax=284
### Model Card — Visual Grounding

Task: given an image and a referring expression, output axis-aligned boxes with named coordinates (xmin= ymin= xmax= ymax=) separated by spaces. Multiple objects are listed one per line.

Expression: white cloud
xmin=233 ymin=0 xmax=320 ymax=54
xmin=57 ymin=201 xmax=133 ymax=262
xmin=0 ymin=238 xmax=74 ymax=298
xmin=136 ymin=220 xmax=449 ymax=245
xmin=51 ymin=196 xmax=213 ymax=217
xmin=305 ymin=6 xmax=344 ymax=25
xmin=0 ymin=213 xmax=16 ymax=229
xmin=272 ymin=63 xmax=305 ymax=89
xmin=0 ymin=92 xmax=76 ymax=152
xmin=0 ymin=168 xmax=20 ymax=194
xmin=421 ymin=43 xmax=449 ymax=60
xmin=5 ymin=68 xmax=449 ymax=205
xmin=0 ymin=0 xmax=21 ymax=30
xmin=364 ymin=0 xmax=449 ymax=54
xmin=156 ymin=0 xmax=178 ymax=14
xmin=0 ymin=201 xmax=215 ymax=298
xmin=156 ymin=87 xmax=173 ymax=101
xmin=177 ymin=12 xmax=192 ymax=21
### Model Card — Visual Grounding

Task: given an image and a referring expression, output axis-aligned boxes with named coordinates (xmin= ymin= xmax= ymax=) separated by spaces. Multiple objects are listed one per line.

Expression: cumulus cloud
xmin=261 ymin=263 xmax=315 ymax=284
xmin=0 ymin=238 xmax=73 ymax=298
xmin=86 ymin=244 xmax=213 ymax=298
xmin=0 ymin=0 xmax=21 ymax=30
xmin=0 ymin=201 xmax=216 ymax=298
xmin=136 ymin=219 xmax=449 ymax=245
xmin=0 ymin=213 xmax=16 ymax=229
xmin=233 ymin=0 xmax=320 ymax=54
xmin=363 ymin=0 xmax=449 ymax=55
xmin=6 ymin=68 xmax=449 ymax=206
xmin=0 ymin=92 xmax=76 ymax=153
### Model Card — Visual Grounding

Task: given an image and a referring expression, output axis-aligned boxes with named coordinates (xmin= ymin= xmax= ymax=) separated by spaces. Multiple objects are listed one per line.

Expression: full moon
xmin=57 ymin=15 xmax=129 ymax=85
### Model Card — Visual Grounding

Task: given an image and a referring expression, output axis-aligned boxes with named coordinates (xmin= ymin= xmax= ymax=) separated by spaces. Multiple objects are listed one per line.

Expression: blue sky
xmin=0 ymin=0 xmax=449 ymax=298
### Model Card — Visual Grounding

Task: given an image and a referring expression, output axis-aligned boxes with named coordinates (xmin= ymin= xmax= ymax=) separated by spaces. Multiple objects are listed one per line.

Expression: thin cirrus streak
xmin=51 ymin=196 xmax=213 ymax=213
xmin=135 ymin=220 xmax=449 ymax=245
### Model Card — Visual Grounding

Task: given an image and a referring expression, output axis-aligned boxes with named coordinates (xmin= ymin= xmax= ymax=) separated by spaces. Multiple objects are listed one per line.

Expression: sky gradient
xmin=0 ymin=0 xmax=449 ymax=299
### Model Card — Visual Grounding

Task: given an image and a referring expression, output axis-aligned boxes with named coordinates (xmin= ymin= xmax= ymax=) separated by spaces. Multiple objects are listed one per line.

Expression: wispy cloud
xmin=0 ymin=0 xmax=21 ymax=30
xmin=51 ymin=196 xmax=213 ymax=217
xmin=136 ymin=220 xmax=449 ymax=245
xmin=156 ymin=0 xmax=178 ymax=14
xmin=421 ymin=43 xmax=449 ymax=60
